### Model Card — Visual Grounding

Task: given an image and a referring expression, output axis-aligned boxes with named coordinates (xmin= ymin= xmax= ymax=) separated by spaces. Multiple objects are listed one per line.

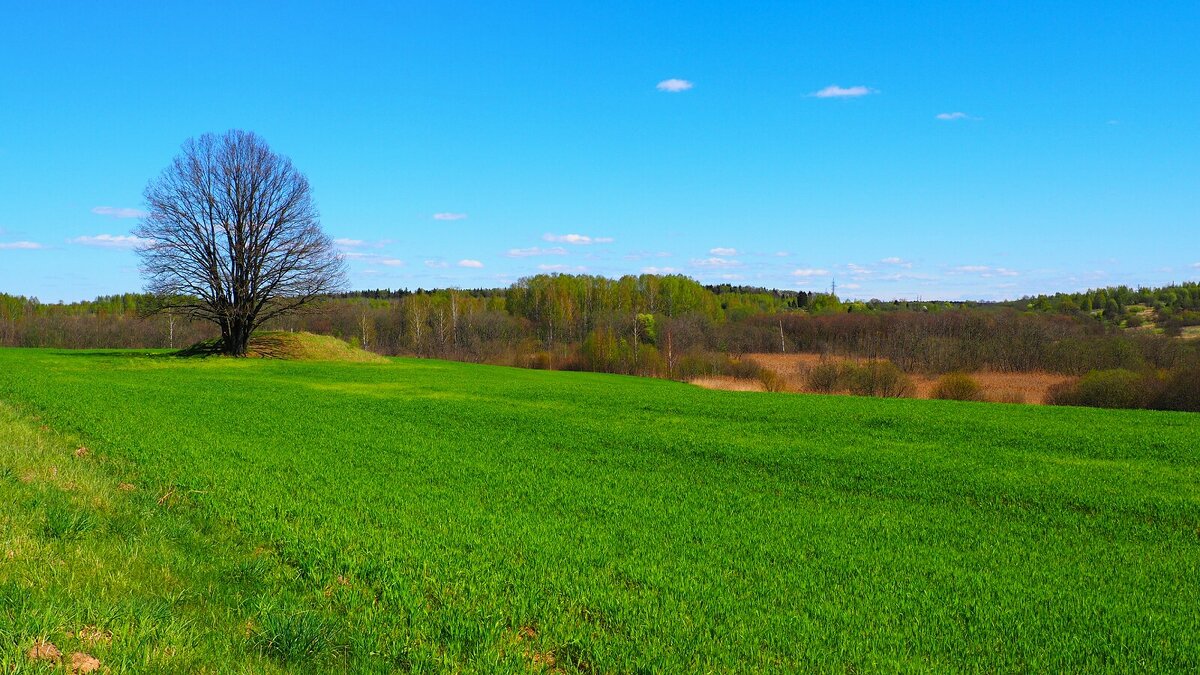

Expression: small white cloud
xmin=952 ymin=265 xmax=1018 ymax=278
xmin=537 ymin=264 xmax=588 ymax=273
xmin=424 ymin=260 xmax=449 ymax=268
xmin=1191 ymin=262 xmax=1200 ymax=269
xmin=656 ymin=78 xmax=694 ymax=93
xmin=710 ymin=247 xmax=738 ymax=256
xmin=457 ymin=259 xmax=484 ymax=268
xmin=543 ymin=233 xmax=613 ymax=245
xmin=506 ymin=246 xmax=568 ymax=258
xmin=935 ymin=112 xmax=971 ymax=121
xmin=774 ymin=251 xmax=791 ymax=257
xmin=70 ymin=234 xmax=151 ymax=249
xmin=811 ymin=85 xmax=875 ymax=99
xmin=843 ymin=283 xmax=862 ymax=290
xmin=379 ymin=259 xmax=405 ymax=267
xmin=433 ymin=213 xmax=468 ymax=221
xmin=0 ymin=241 xmax=44 ymax=250
xmin=334 ymin=238 xmax=365 ymax=247
xmin=692 ymin=257 xmax=741 ymax=268
xmin=641 ymin=266 xmax=679 ymax=274
xmin=792 ymin=268 xmax=830 ymax=277
xmin=719 ymin=274 xmax=744 ymax=281
xmin=845 ymin=263 xmax=873 ymax=276
xmin=91 ymin=206 xmax=148 ymax=218
xmin=880 ymin=257 xmax=912 ymax=267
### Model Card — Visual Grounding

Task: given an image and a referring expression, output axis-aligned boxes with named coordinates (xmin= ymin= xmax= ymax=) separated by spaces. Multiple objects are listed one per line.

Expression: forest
xmin=3 ymin=275 xmax=1198 ymax=410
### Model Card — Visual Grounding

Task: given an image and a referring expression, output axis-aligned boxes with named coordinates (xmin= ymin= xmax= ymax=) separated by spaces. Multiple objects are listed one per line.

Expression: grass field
xmin=1 ymin=348 xmax=1199 ymax=672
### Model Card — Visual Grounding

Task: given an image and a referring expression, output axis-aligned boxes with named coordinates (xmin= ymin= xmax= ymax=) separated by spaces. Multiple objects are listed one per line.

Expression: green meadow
xmin=1 ymin=347 xmax=1198 ymax=672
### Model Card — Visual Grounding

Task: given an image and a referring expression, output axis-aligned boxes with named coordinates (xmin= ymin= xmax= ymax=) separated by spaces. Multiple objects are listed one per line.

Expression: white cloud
xmin=845 ymin=263 xmax=873 ymax=276
xmin=537 ymin=264 xmax=588 ymax=273
xmin=457 ymin=259 xmax=484 ymax=268
xmin=433 ymin=213 xmax=468 ymax=221
xmin=1192 ymin=262 xmax=1200 ymax=269
xmin=334 ymin=238 xmax=365 ymax=247
xmin=811 ymin=85 xmax=875 ymax=99
xmin=543 ymin=233 xmax=614 ymax=245
xmin=710 ymin=247 xmax=738 ymax=256
xmin=953 ymin=265 xmax=1019 ymax=277
xmin=792 ymin=268 xmax=830 ymax=277
xmin=774 ymin=251 xmax=791 ymax=257
xmin=424 ymin=260 xmax=449 ymax=268
xmin=880 ymin=257 xmax=912 ymax=267
xmin=379 ymin=259 xmax=405 ymax=267
xmin=843 ymin=283 xmax=862 ymax=290
xmin=692 ymin=257 xmax=741 ymax=268
xmin=91 ymin=206 xmax=148 ymax=218
xmin=719 ymin=274 xmax=744 ymax=281
xmin=70 ymin=234 xmax=151 ymax=249
xmin=506 ymin=246 xmax=567 ymax=258
xmin=0 ymin=241 xmax=43 ymax=250
xmin=656 ymin=78 xmax=694 ymax=93
xmin=935 ymin=112 xmax=971 ymax=121
xmin=641 ymin=266 xmax=679 ymax=275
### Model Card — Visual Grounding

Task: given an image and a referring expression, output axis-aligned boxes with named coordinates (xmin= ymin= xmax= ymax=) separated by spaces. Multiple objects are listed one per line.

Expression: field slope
xmin=1 ymin=348 xmax=1198 ymax=672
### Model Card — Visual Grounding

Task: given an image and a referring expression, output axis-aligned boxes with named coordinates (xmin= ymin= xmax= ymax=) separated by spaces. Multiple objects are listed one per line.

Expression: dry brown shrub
xmin=932 ymin=373 xmax=984 ymax=401
xmin=758 ymin=369 xmax=788 ymax=392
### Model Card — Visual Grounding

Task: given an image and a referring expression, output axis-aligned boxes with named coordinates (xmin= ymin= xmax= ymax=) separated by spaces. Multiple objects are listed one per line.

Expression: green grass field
xmin=1 ymin=348 xmax=1198 ymax=672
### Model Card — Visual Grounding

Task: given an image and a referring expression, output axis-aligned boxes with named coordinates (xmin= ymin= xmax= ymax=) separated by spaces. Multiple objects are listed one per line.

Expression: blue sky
xmin=1 ymin=1 xmax=1197 ymax=302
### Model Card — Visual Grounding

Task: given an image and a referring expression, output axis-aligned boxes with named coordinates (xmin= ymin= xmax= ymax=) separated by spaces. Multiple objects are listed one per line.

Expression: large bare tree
xmin=135 ymin=130 xmax=347 ymax=356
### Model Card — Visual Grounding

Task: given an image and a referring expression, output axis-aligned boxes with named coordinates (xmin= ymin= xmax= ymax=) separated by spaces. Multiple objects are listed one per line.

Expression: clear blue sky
xmin=1 ymin=1 xmax=1197 ymax=302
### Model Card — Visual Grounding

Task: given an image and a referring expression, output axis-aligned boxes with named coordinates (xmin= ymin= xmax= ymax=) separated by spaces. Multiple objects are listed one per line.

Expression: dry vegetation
xmin=691 ymin=353 xmax=1075 ymax=404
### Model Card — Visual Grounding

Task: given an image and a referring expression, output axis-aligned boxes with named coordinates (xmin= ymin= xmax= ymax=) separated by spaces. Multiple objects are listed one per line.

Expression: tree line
xmin=5 ymin=275 xmax=1197 ymax=380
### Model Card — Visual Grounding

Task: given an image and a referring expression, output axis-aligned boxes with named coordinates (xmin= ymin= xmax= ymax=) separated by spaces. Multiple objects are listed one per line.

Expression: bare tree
xmin=135 ymin=130 xmax=347 ymax=356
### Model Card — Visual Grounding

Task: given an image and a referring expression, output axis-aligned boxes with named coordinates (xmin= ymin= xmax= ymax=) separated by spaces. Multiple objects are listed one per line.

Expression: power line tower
xmin=830 ymin=278 xmax=837 ymax=297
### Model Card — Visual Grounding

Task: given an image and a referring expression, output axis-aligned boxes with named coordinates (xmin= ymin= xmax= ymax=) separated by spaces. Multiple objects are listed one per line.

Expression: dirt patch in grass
xmin=26 ymin=640 xmax=61 ymax=664
xmin=70 ymin=652 xmax=101 ymax=673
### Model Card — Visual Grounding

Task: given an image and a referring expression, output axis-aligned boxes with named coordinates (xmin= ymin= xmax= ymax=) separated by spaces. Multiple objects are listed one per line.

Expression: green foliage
xmin=1 ymin=350 xmax=1199 ymax=670
xmin=932 ymin=373 xmax=985 ymax=401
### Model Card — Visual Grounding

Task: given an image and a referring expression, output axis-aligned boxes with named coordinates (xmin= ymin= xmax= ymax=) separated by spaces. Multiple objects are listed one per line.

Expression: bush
xmin=846 ymin=361 xmax=916 ymax=398
xmin=806 ymin=362 xmax=843 ymax=393
xmin=931 ymin=373 xmax=984 ymax=401
xmin=804 ymin=360 xmax=914 ymax=398
xmin=1046 ymin=369 xmax=1156 ymax=409
xmin=758 ymin=368 xmax=788 ymax=393
xmin=1152 ymin=365 xmax=1200 ymax=412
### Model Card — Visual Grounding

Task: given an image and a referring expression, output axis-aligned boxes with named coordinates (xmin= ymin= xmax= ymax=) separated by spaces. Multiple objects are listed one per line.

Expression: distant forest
xmin=3 ymin=276 xmax=1199 ymax=382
